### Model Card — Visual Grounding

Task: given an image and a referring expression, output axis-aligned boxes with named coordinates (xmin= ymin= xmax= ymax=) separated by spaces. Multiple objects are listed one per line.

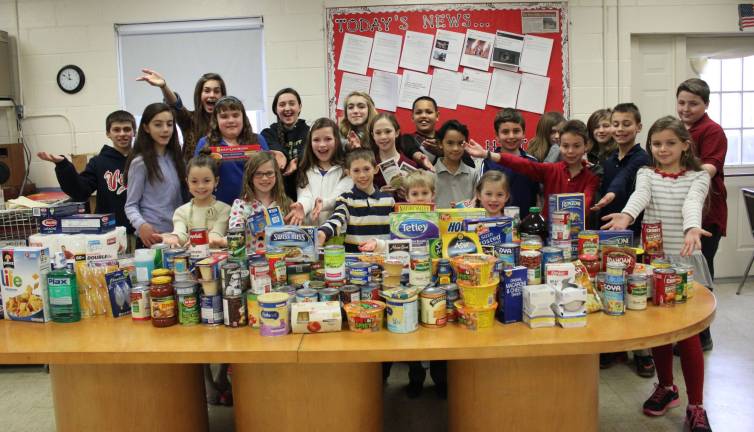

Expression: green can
xmin=151 ymin=243 xmax=168 ymax=269
xmin=227 ymin=227 xmax=246 ymax=259
xmin=178 ymin=293 xmax=200 ymax=325
xmin=674 ymin=266 xmax=688 ymax=304
xmin=324 ymin=245 xmax=346 ymax=281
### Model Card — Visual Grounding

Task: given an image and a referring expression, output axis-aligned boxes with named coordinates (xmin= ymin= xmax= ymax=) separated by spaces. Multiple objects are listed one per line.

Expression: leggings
xmin=652 ymin=334 xmax=704 ymax=405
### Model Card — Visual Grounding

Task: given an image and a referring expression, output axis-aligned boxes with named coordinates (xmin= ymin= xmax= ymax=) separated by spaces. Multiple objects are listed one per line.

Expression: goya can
xmin=674 ymin=266 xmax=688 ymax=304
xmin=578 ymin=231 xmax=599 ymax=257
xmin=266 ymin=248 xmax=288 ymax=288
xmin=653 ymin=268 xmax=677 ymax=306
xmin=201 ymin=294 xmax=223 ymax=325
xmin=130 ymin=283 xmax=151 ymax=321
xmin=627 ymin=274 xmax=648 ymax=310
xmin=360 ymin=282 xmax=381 ymax=301
xmin=520 ymin=250 xmax=542 ymax=285
xmin=178 ymin=292 xmax=200 ymax=325
xmin=409 ymin=250 xmax=432 ymax=287
xmin=339 ymin=285 xmax=360 ymax=304
xmin=420 ymin=286 xmax=447 ymax=328
xmin=603 ymin=279 xmax=625 ymax=315
xmin=550 ymin=211 xmax=571 ymax=241
xmin=227 ymin=227 xmax=246 ymax=259
xmin=443 ymin=284 xmax=460 ymax=322
xmin=324 ymin=245 xmax=346 ymax=281
xmin=318 ymin=288 xmax=340 ymax=302
xmin=295 ymin=287 xmax=318 ymax=303
xmin=497 ymin=243 xmax=520 ymax=269
xmin=223 ymin=295 xmax=246 ymax=328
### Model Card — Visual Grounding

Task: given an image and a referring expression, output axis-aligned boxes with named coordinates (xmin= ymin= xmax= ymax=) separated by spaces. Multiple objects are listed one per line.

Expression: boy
xmin=37 ymin=110 xmax=136 ymax=234
xmin=434 ymin=120 xmax=479 ymax=209
xmin=481 ymin=108 xmax=540 ymax=220
xmin=677 ymin=77 xmax=725 ymax=352
xmin=317 ymin=149 xmax=394 ymax=253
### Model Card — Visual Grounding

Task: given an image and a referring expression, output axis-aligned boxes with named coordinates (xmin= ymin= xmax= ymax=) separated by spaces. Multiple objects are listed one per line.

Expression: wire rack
xmin=0 ymin=208 xmax=37 ymax=246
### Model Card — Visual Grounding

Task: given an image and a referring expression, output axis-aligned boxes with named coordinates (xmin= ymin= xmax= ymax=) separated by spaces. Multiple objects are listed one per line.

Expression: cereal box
xmin=264 ymin=226 xmax=318 ymax=262
xmin=1 ymin=247 xmax=52 ymax=322
xmin=437 ymin=208 xmax=486 ymax=258
xmin=548 ymin=193 xmax=585 ymax=235
xmin=499 ymin=266 xmax=526 ymax=324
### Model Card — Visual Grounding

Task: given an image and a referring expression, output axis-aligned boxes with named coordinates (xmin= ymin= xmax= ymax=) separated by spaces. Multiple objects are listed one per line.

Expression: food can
xmin=150 ymin=296 xmax=177 ymax=327
xmin=437 ymin=258 xmax=453 ymax=284
xmin=653 ymin=268 xmax=677 ymax=306
xmin=223 ymin=295 xmax=246 ymax=328
xmin=173 ymin=253 xmax=190 ymax=276
xmin=307 ymin=280 xmax=327 ymax=291
xmin=227 ymin=227 xmax=246 ymax=259
xmin=651 ymin=257 xmax=672 ymax=270
xmin=348 ymin=262 xmax=371 ymax=285
xmin=385 ymin=293 xmax=419 ymax=333
xmin=221 ymin=263 xmax=243 ymax=296
xmin=606 ymin=262 xmax=626 ymax=284
xmin=151 ymin=243 xmax=168 ymax=268
xmin=550 ymin=239 xmax=572 ymax=262
xmin=520 ymin=250 xmax=542 ymax=285
xmin=173 ymin=280 xmax=197 ymax=295
xmin=521 ymin=237 xmax=543 ymax=252
xmin=264 ymin=248 xmax=286 ymax=289
xmin=682 ymin=264 xmax=695 ymax=298
xmin=443 ymin=284 xmax=460 ymax=322
xmin=130 ymin=283 xmax=151 ymax=321
xmin=250 ymin=261 xmax=272 ymax=294
xmin=641 ymin=219 xmax=664 ymax=253
xmin=360 ymin=282 xmax=381 ymax=301
xmin=504 ymin=206 xmax=521 ymax=243
xmin=596 ymin=272 xmax=606 ymax=294
xmin=339 ymin=285 xmax=361 ymax=304
xmin=286 ymin=262 xmax=311 ymax=286
xmin=295 ymin=287 xmax=319 ymax=303
xmin=163 ymin=248 xmax=184 ymax=271
xmin=550 ymin=211 xmax=571 ymax=241
xmin=603 ymin=279 xmax=625 ymax=316
xmin=409 ymin=250 xmax=432 ymax=287
xmin=498 ymin=243 xmax=520 ymax=269
xmin=319 ymin=288 xmax=340 ymax=302
xmin=246 ymin=292 xmax=261 ymax=328
xmin=324 ymin=245 xmax=346 ymax=281
xmin=201 ymin=294 xmax=223 ymax=325
xmin=258 ymin=292 xmax=291 ymax=336
xmin=627 ymin=274 xmax=648 ymax=310
xmin=674 ymin=266 xmax=688 ymax=304
xmin=579 ymin=254 xmax=600 ymax=279
xmin=189 ymin=228 xmax=210 ymax=259
xmin=541 ymin=246 xmax=564 ymax=271
xmin=577 ymin=231 xmax=600 ymax=257
xmin=178 ymin=292 xmax=200 ymax=325
xmin=420 ymin=286 xmax=447 ymax=328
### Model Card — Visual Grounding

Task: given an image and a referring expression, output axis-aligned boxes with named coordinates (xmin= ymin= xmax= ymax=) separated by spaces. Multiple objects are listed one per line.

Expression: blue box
xmin=464 ymin=216 xmax=514 ymax=246
xmin=498 ymin=266 xmax=526 ymax=324
xmin=35 ymin=202 xmax=87 ymax=234
xmin=548 ymin=193 xmax=585 ymax=235
xmin=598 ymin=230 xmax=633 ymax=248
xmin=60 ymin=213 xmax=116 ymax=234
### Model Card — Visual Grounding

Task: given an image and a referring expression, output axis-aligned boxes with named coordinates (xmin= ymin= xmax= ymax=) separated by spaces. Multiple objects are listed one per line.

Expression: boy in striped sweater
xmin=317 ymin=149 xmax=395 ymax=253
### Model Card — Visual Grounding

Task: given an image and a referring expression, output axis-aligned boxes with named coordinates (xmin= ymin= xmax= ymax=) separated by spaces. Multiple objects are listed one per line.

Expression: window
xmin=700 ymin=56 xmax=754 ymax=166
xmin=115 ymin=18 xmax=267 ymax=138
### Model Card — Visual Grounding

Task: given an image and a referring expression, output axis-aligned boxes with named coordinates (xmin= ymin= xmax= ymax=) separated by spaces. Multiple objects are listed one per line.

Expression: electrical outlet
xmin=15 ymin=104 xmax=23 ymax=119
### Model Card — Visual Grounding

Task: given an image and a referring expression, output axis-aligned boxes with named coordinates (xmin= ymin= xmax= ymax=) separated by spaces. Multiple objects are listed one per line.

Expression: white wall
xmin=1 ymin=0 xmax=751 ymax=276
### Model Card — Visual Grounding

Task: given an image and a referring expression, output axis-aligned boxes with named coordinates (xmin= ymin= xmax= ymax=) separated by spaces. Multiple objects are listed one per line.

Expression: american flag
xmin=740 ymin=4 xmax=754 ymax=31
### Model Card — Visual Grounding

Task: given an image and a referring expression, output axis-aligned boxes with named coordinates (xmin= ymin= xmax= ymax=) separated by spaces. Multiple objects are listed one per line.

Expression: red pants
xmin=652 ymin=334 xmax=704 ymax=405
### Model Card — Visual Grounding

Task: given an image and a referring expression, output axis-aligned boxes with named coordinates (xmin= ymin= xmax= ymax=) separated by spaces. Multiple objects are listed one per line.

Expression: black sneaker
xmin=686 ymin=405 xmax=713 ymax=432
xmin=600 ymin=352 xmax=628 ymax=369
xmin=635 ymin=355 xmax=656 ymax=378
xmin=700 ymin=332 xmax=713 ymax=352
xmin=643 ymin=384 xmax=680 ymax=416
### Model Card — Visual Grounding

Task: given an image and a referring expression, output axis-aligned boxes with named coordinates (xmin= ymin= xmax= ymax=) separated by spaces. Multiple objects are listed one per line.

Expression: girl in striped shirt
xmin=602 ymin=116 xmax=713 ymax=432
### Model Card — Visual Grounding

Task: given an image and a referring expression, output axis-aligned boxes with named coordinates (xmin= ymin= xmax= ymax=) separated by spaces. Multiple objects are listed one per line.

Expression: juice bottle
xmin=519 ymin=206 xmax=547 ymax=243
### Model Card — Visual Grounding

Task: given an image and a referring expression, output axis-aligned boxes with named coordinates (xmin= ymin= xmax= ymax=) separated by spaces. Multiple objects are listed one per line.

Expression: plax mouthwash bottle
xmin=47 ymin=252 xmax=81 ymax=323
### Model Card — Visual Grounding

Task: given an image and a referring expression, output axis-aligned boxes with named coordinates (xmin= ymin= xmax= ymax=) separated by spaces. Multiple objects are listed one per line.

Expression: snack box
xmin=0 ymin=247 xmax=52 ymax=322
xmin=35 ymin=202 xmax=87 ymax=234
xmin=499 ymin=266 xmax=526 ymax=324
xmin=442 ymin=231 xmax=483 ymax=259
xmin=464 ymin=216 xmax=514 ymax=247
xmin=548 ymin=193 xmax=585 ymax=235
xmin=264 ymin=226 xmax=318 ymax=262
xmin=291 ymin=301 xmax=342 ymax=333
xmin=436 ymin=208 xmax=486 ymax=258
xmin=544 ymin=262 xmax=576 ymax=290
xmin=60 ymin=213 xmax=116 ymax=234
xmin=208 ymin=144 xmax=263 ymax=161
xmin=598 ymin=230 xmax=633 ymax=248
xmin=29 ymin=226 xmax=128 ymax=261
xmin=394 ymin=203 xmax=435 ymax=212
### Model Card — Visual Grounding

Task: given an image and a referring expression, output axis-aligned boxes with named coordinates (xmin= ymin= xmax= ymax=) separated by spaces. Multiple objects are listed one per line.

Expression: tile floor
xmin=1 ymin=281 xmax=752 ymax=431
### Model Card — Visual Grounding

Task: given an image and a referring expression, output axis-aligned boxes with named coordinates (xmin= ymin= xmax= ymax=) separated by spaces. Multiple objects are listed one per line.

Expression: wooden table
xmin=0 ymin=285 xmax=715 ymax=432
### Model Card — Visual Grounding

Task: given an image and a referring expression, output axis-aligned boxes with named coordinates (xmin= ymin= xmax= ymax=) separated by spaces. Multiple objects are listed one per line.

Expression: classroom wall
xmin=0 ymin=0 xmax=750 ymax=276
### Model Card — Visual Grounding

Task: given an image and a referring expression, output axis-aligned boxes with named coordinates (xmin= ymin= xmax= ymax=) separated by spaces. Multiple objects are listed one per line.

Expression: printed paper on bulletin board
xmin=326 ymin=3 xmax=569 ymax=146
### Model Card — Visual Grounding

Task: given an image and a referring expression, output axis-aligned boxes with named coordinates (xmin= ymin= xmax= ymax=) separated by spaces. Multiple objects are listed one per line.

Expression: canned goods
xmin=641 ymin=219 xmax=663 ymax=253
xmin=651 ymin=257 xmax=672 ymax=269
xmin=163 ymin=248 xmax=184 ymax=271
xmin=409 ymin=250 xmax=432 ymax=287
xmin=443 ymin=284 xmax=460 ymax=322
xmin=550 ymin=239 xmax=572 ymax=262
xmin=250 ymin=261 xmax=272 ymax=294
xmin=520 ymin=250 xmax=542 ymax=285
xmin=596 ymin=272 xmax=606 ymax=293
xmin=627 ymin=274 xmax=648 ymax=310
xmin=227 ymin=228 xmax=246 ymax=258
xmin=130 ymin=283 xmax=151 ymax=321
xmin=307 ymin=280 xmax=327 ymax=290
xmin=324 ymin=245 xmax=346 ymax=281
xmin=550 ymin=211 xmax=571 ymax=241
xmin=189 ymin=228 xmax=210 ymax=259
xmin=150 ymin=296 xmax=177 ymax=327
xmin=645 ymin=251 xmax=665 ymax=264
xmin=245 ymin=292 xmax=260 ymax=328
xmin=603 ymin=280 xmax=625 ymax=316
xmin=172 ymin=253 xmax=190 ymax=275
xmin=521 ymin=237 xmax=543 ymax=252
xmin=223 ymin=295 xmax=246 ymax=327
xmin=420 ymin=286 xmax=447 ymax=327
xmin=221 ymin=263 xmax=243 ymax=296
xmin=319 ymin=288 xmax=340 ymax=302
xmin=348 ymin=262 xmax=371 ymax=285
xmin=682 ymin=264 xmax=695 ymax=298
xmin=504 ymin=206 xmax=521 ymax=243
xmin=541 ymin=247 xmax=564 ymax=271
xmin=151 ymin=243 xmax=168 ymax=268
xmin=579 ymin=254 xmax=600 ymax=279
xmin=286 ymin=262 xmax=311 ymax=286
xmin=360 ymin=282 xmax=381 ymax=301
xmin=437 ymin=258 xmax=453 ymax=284
xmin=578 ymin=231 xmax=599 ymax=257
xmin=606 ymin=262 xmax=626 ymax=283
xmin=339 ymin=285 xmax=360 ymax=304
xmin=178 ymin=293 xmax=200 ymax=325
xmin=497 ymin=243 xmax=520 ymax=269
xmin=653 ymin=268 xmax=677 ymax=306
xmin=201 ymin=294 xmax=223 ymax=325
xmin=295 ymin=287 xmax=319 ymax=303
xmin=674 ymin=266 xmax=688 ymax=304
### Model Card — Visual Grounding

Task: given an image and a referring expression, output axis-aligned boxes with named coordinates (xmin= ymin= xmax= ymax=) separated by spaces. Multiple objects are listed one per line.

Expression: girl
xmin=434 ymin=120 xmax=480 ymax=209
xmin=586 ymin=108 xmax=617 ymax=165
xmin=288 ymin=118 xmax=353 ymax=227
xmin=229 ymin=152 xmax=295 ymax=249
xmin=601 ymin=116 xmax=712 ymax=432
xmin=194 ymin=96 xmax=274 ymax=205
xmin=124 ymin=103 xmax=186 ymax=248
xmin=475 ymin=171 xmax=510 ymax=217
xmin=526 ymin=111 xmax=566 ymax=163
xmin=465 ymin=119 xmax=599 ymax=220
xmin=261 ymin=88 xmax=311 ymax=200
xmin=137 ymin=69 xmax=226 ymax=160
xmin=339 ymin=91 xmax=379 ymax=152
xmin=369 ymin=113 xmax=418 ymax=192
xmin=161 ymin=153 xmax=231 ymax=248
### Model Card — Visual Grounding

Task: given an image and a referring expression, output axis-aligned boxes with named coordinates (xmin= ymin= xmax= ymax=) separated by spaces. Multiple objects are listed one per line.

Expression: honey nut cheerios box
xmin=1 ymin=247 xmax=52 ymax=322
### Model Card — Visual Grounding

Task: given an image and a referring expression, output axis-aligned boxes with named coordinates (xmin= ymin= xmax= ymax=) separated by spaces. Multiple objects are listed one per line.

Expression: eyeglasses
xmin=253 ymin=171 xmax=276 ymax=179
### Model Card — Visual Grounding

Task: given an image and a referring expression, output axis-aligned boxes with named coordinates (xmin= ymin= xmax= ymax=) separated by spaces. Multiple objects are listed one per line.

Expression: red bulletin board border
xmin=325 ymin=2 xmax=570 ymax=147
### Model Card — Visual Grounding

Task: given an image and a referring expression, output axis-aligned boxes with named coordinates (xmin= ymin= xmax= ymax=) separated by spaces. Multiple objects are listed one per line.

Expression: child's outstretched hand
xmin=37 ymin=152 xmax=64 ymax=163
xmin=209 ymin=234 xmax=227 ymax=249
xmin=463 ymin=139 xmax=486 ymax=159
xmin=285 ymin=202 xmax=305 ymax=225
xmin=600 ymin=212 xmax=632 ymax=230
xmin=136 ymin=68 xmax=166 ymax=88
xmin=270 ymin=150 xmax=288 ymax=171
xmin=681 ymin=227 xmax=712 ymax=257
xmin=359 ymin=239 xmax=377 ymax=252
xmin=317 ymin=230 xmax=326 ymax=246
xmin=161 ymin=233 xmax=181 ymax=247
xmin=310 ymin=198 xmax=323 ymax=223
xmin=590 ymin=192 xmax=615 ymax=211
xmin=138 ymin=223 xmax=163 ymax=247
xmin=421 ymin=138 xmax=442 ymax=157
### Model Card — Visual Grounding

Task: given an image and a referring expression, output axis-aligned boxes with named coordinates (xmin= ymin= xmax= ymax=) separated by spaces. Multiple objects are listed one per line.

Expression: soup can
xmin=250 ymin=261 xmax=272 ymax=294
xmin=201 ymin=294 xmax=223 ymax=325
xmin=339 ymin=285 xmax=361 ymax=305
xmin=189 ymin=228 xmax=210 ymax=259
xmin=409 ymin=250 xmax=432 ymax=287
xmin=541 ymin=246 xmax=564 ymax=271
xmin=163 ymin=248 xmax=184 ymax=271
xmin=577 ymin=231 xmax=600 ymax=257
xmin=641 ymin=219 xmax=664 ymax=254
xmin=550 ymin=239 xmax=572 ymax=262
xmin=266 ymin=248 xmax=288 ymax=288
xmin=653 ymin=268 xmax=677 ymax=306
xmin=130 ymin=283 xmax=151 ymax=321
xmin=360 ymin=282 xmax=381 ymax=301
xmin=227 ymin=227 xmax=246 ymax=259
xmin=223 ymin=295 xmax=246 ymax=328
xmin=420 ymin=286 xmax=447 ymax=328
xmin=627 ymin=274 xmax=648 ymax=310
xmin=324 ymin=245 xmax=346 ymax=281
xmin=674 ymin=266 xmax=688 ymax=304
xmin=550 ymin=211 xmax=571 ymax=241
xmin=295 ymin=287 xmax=319 ymax=303
xmin=497 ymin=243 xmax=520 ymax=269
xmin=319 ymin=288 xmax=340 ymax=302
xmin=520 ymin=250 xmax=542 ymax=285
xmin=172 ymin=253 xmax=190 ymax=276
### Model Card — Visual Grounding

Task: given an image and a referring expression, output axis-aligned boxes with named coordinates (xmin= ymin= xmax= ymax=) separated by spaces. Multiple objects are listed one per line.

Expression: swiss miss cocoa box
xmin=1 ymin=247 xmax=52 ymax=322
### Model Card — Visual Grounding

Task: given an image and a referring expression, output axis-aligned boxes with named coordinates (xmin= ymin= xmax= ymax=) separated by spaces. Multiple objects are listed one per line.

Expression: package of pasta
xmin=573 ymin=259 xmax=602 ymax=313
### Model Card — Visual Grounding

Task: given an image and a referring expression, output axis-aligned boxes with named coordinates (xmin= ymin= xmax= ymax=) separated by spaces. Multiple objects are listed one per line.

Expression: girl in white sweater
xmin=288 ymin=118 xmax=353 ymax=226
xmin=602 ymin=116 xmax=712 ymax=432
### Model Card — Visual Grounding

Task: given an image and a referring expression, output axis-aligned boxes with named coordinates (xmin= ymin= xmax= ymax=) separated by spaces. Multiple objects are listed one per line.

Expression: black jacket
xmin=261 ymin=119 xmax=310 ymax=201
xmin=55 ymin=145 xmax=134 ymax=234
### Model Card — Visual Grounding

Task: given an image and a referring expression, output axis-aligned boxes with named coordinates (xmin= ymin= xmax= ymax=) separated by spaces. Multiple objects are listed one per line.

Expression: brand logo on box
xmin=270 ymin=231 xmax=308 ymax=242
xmin=561 ymin=199 xmax=582 ymax=208
xmin=41 ymin=219 xmax=58 ymax=228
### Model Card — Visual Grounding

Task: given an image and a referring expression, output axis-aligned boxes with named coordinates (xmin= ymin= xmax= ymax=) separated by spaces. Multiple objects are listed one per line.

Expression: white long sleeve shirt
xmin=297 ymin=166 xmax=354 ymax=226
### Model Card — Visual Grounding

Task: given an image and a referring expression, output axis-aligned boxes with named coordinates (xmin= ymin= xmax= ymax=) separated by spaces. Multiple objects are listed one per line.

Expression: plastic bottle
xmin=47 ymin=252 xmax=81 ymax=323
xmin=519 ymin=206 xmax=547 ymax=243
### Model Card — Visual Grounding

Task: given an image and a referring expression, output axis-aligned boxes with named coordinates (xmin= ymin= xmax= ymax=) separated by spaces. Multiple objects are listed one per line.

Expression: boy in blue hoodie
xmin=37 ymin=110 xmax=136 ymax=234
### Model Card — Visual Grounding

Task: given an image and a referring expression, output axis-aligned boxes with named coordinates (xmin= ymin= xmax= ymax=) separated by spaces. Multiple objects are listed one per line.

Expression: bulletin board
xmin=325 ymin=3 xmax=569 ymax=147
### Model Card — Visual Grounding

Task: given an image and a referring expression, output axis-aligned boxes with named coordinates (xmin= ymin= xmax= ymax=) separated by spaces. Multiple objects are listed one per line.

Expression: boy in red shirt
xmin=676 ymin=78 xmax=726 ymax=351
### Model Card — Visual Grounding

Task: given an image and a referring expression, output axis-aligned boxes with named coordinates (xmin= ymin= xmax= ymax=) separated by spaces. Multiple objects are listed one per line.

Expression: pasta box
xmin=598 ymin=230 xmax=634 ymax=248
xmin=264 ymin=226 xmax=318 ymax=262
xmin=498 ymin=266 xmax=526 ymax=324
xmin=548 ymin=193 xmax=585 ymax=235
xmin=1 ymin=247 xmax=52 ymax=322
xmin=35 ymin=202 xmax=87 ymax=234
xmin=60 ymin=213 xmax=116 ymax=234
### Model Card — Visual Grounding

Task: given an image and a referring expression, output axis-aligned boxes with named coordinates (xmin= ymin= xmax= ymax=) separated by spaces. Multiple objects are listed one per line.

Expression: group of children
xmin=36 ymin=72 xmax=726 ymax=431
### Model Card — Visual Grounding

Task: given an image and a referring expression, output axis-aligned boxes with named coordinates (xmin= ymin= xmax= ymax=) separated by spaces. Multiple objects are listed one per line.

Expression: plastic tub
xmin=343 ymin=300 xmax=386 ymax=333
xmin=458 ymin=280 xmax=498 ymax=308
xmin=257 ymin=292 xmax=291 ymax=336
xmin=455 ymin=300 xmax=497 ymax=330
xmin=451 ymin=254 xmax=499 ymax=287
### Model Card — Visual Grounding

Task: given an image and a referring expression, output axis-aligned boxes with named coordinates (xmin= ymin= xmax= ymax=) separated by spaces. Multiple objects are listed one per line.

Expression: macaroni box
xmin=60 ymin=213 xmax=116 ymax=234
xmin=1 ymin=247 xmax=52 ymax=322
xmin=499 ymin=266 xmax=526 ymax=324
xmin=548 ymin=193 xmax=585 ymax=235
xmin=264 ymin=226 xmax=318 ymax=262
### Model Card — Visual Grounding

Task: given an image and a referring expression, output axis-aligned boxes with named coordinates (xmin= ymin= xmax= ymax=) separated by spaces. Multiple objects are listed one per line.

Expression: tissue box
xmin=28 ymin=226 xmax=128 ymax=261
xmin=291 ymin=301 xmax=342 ymax=333
xmin=523 ymin=310 xmax=556 ymax=328
xmin=523 ymin=284 xmax=556 ymax=314
xmin=0 ymin=247 xmax=52 ymax=322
